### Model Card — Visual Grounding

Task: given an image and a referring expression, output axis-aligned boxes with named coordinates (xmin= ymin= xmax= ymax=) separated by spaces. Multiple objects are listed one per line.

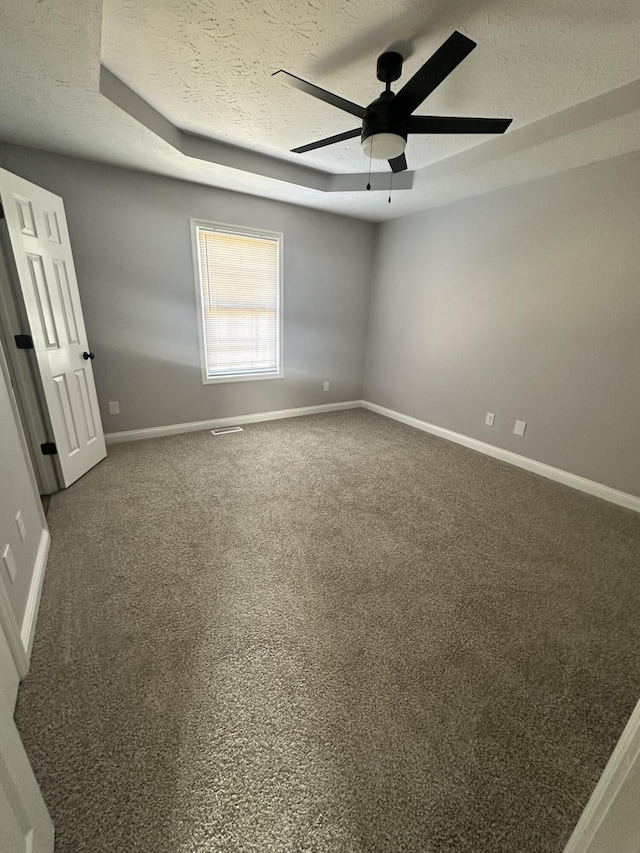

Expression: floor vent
xmin=211 ymin=426 xmax=244 ymax=435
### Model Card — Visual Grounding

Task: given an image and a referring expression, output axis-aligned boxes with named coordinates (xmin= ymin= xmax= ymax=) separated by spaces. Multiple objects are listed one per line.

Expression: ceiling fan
xmin=274 ymin=31 xmax=512 ymax=174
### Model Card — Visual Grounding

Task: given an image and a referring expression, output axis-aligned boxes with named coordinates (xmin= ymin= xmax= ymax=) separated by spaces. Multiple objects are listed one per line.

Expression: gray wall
xmin=2 ymin=141 xmax=639 ymax=497
xmin=0 ymin=144 xmax=375 ymax=433
xmin=364 ymin=151 xmax=640 ymax=497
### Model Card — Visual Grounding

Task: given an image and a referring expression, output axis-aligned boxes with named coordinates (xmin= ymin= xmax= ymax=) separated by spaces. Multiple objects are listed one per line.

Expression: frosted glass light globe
xmin=361 ymin=133 xmax=406 ymax=160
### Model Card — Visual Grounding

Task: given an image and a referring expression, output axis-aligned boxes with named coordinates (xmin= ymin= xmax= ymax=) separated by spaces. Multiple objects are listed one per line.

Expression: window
xmin=191 ymin=220 xmax=283 ymax=383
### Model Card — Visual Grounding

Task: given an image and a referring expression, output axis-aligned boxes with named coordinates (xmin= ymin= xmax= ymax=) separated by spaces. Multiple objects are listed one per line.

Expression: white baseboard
xmin=105 ymin=398 xmax=640 ymax=512
xmin=361 ymin=400 xmax=640 ymax=513
xmin=105 ymin=400 xmax=361 ymax=445
xmin=20 ymin=529 xmax=50 ymax=663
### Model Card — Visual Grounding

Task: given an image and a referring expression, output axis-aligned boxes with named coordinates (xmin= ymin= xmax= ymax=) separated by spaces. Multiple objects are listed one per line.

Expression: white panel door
xmin=0 ymin=624 xmax=54 ymax=853
xmin=0 ymin=168 xmax=106 ymax=486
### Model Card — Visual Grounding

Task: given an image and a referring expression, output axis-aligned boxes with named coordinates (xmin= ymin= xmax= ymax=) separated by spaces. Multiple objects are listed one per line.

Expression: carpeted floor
xmin=15 ymin=409 xmax=640 ymax=852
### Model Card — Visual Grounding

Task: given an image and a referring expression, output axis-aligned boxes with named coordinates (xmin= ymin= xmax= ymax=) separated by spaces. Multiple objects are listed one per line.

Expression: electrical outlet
xmin=514 ymin=420 xmax=527 ymax=436
xmin=3 ymin=544 xmax=17 ymax=583
xmin=109 ymin=401 xmax=120 ymax=415
xmin=485 ymin=412 xmax=495 ymax=426
xmin=323 ymin=381 xmax=330 ymax=392
xmin=15 ymin=511 xmax=26 ymax=542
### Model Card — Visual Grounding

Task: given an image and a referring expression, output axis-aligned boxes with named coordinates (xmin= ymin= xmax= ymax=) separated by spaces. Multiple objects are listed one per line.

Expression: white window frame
xmin=190 ymin=219 xmax=284 ymax=385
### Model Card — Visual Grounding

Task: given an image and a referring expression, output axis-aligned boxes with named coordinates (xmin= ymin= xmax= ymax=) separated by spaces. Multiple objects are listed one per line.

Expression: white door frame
xmin=0 ymin=225 xmax=60 ymax=496
xmin=0 ymin=621 xmax=54 ymax=852
xmin=0 ymin=334 xmax=54 ymax=853
xmin=0 ymin=337 xmax=50 ymax=677
xmin=563 ymin=697 xmax=640 ymax=852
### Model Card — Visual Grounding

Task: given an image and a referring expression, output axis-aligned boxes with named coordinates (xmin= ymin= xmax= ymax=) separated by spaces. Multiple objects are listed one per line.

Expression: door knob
xmin=82 ymin=351 xmax=95 ymax=360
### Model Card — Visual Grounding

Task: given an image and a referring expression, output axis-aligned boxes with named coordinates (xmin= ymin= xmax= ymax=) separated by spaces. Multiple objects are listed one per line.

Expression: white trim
xmin=562 ymin=695 xmax=640 ymax=852
xmin=361 ymin=401 xmax=640 ymax=513
xmin=0 ymin=330 xmax=50 ymax=679
xmin=0 ymin=578 xmax=28 ymax=678
xmin=0 ymin=530 xmax=49 ymax=679
xmin=0 ymin=328 xmax=48 ymax=534
xmin=19 ymin=529 xmax=50 ymax=662
xmin=201 ymin=371 xmax=284 ymax=385
xmin=105 ymin=400 xmax=361 ymax=444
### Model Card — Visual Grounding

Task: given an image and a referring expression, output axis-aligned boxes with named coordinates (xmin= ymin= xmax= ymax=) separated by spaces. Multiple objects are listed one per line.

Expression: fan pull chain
xmin=366 ymin=150 xmax=372 ymax=191
xmin=388 ymin=170 xmax=393 ymax=203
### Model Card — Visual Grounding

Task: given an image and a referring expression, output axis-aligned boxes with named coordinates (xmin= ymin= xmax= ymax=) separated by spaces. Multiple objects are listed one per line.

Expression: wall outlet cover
xmin=109 ymin=401 xmax=120 ymax=415
xmin=514 ymin=420 xmax=527 ymax=436
xmin=323 ymin=381 xmax=330 ymax=391
xmin=485 ymin=412 xmax=495 ymax=426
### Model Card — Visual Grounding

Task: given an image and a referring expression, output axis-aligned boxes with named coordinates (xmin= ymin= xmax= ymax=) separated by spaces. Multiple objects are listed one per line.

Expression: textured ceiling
xmin=0 ymin=0 xmax=640 ymax=221
xmin=101 ymin=0 xmax=640 ymax=174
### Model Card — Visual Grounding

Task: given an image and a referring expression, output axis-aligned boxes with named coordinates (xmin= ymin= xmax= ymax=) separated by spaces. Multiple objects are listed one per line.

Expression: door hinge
xmin=14 ymin=333 xmax=34 ymax=350
xmin=40 ymin=442 xmax=58 ymax=456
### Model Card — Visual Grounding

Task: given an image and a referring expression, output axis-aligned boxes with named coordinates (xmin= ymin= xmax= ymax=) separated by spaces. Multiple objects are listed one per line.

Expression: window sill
xmin=202 ymin=371 xmax=284 ymax=386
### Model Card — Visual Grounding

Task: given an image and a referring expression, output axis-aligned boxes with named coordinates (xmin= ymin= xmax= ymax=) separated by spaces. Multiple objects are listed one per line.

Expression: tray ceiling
xmin=0 ymin=0 xmax=640 ymax=220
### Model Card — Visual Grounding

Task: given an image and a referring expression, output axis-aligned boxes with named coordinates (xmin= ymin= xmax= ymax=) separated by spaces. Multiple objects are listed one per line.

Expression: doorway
xmin=0 ymin=224 xmax=60 ymax=496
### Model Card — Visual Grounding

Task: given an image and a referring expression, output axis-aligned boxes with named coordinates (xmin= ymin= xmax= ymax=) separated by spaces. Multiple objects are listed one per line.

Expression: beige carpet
xmin=15 ymin=409 xmax=640 ymax=852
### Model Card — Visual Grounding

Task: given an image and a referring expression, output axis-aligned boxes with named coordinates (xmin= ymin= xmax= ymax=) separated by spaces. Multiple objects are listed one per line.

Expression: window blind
xmin=196 ymin=226 xmax=281 ymax=379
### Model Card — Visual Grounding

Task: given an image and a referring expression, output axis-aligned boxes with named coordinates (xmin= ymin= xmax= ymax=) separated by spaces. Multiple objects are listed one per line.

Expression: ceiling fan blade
xmin=273 ymin=70 xmax=366 ymax=120
xmin=409 ymin=115 xmax=512 ymax=134
xmin=292 ymin=128 xmax=362 ymax=154
xmin=388 ymin=153 xmax=408 ymax=173
xmin=390 ymin=31 xmax=476 ymax=117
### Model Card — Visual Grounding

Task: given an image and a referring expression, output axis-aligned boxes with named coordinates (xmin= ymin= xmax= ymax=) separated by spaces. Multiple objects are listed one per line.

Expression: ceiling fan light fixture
xmin=361 ymin=132 xmax=406 ymax=160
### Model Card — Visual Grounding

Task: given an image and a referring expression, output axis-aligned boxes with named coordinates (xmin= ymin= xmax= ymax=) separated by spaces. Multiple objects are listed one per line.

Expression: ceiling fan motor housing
xmin=361 ymin=91 xmax=408 ymax=148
